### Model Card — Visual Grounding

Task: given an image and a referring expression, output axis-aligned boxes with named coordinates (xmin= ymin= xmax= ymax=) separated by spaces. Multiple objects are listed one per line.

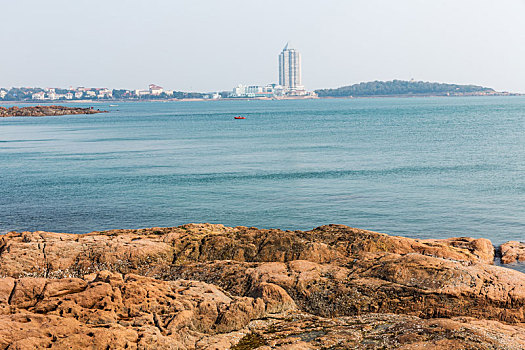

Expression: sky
xmin=1 ymin=0 xmax=525 ymax=92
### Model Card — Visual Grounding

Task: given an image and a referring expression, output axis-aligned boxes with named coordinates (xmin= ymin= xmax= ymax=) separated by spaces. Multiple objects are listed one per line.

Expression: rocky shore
xmin=0 ymin=224 xmax=523 ymax=349
xmin=0 ymin=105 xmax=107 ymax=117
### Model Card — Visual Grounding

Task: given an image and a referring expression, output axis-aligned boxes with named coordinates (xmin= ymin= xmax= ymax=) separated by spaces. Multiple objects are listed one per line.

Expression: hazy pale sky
xmin=1 ymin=0 xmax=525 ymax=92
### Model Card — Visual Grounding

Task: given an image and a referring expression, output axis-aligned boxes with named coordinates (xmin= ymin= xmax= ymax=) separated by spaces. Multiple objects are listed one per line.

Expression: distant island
xmin=0 ymin=105 xmax=107 ymax=117
xmin=315 ymin=80 xmax=513 ymax=98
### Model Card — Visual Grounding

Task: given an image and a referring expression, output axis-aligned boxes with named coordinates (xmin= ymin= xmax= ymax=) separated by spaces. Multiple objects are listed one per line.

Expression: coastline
xmin=2 ymin=223 xmax=523 ymax=270
xmin=0 ymin=223 xmax=523 ymax=349
xmin=1 ymin=93 xmax=523 ymax=105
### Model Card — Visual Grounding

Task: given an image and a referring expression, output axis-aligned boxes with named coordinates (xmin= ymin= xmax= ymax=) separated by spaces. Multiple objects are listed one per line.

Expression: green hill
xmin=315 ymin=80 xmax=495 ymax=98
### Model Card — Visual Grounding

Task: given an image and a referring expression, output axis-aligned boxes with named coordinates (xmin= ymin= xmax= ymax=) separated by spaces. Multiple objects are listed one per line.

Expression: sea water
xmin=1 ymin=97 xmax=524 ymax=247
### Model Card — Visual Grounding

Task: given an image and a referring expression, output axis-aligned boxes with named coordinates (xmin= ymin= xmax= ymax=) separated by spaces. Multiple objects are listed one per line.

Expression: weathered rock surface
xmin=0 ymin=230 xmax=173 ymax=278
xmin=234 ymin=313 xmax=525 ymax=350
xmin=0 ymin=223 xmax=523 ymax=349
xmin=166 ymin=224 xmax=496 ymax=265
xmin=0 ymin=224 xmax=498 ymax=278
xmin=0 ymin=270 xmax=295 ymax=349
xmin=501 ymin=241 xmax=525 ymax=264
xmin=0 ymin=105 xmax=106 ymax=117
xmin=169 ymin=255 xmax=525 ymax=323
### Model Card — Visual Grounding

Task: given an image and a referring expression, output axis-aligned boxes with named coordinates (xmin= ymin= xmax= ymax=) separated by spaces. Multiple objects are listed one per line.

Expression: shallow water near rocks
xmin=1 ymin=97 xmax=523 ymax=251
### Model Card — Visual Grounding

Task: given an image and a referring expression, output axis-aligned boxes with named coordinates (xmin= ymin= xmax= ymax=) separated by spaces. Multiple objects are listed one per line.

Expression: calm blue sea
xmin=1 ymin=97 xmax=524 ymax=246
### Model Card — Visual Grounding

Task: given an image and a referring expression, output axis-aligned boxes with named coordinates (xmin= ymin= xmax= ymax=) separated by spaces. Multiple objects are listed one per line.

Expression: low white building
xmin=232 ymin=84 xmax=246 ymax=96
xmin=74 ymin=91 xmax=83 ymax=99
xmin=32 ymin=92 xmax=45 ymax=100
xmin=65 ymin=93 xmax=73 ymax=100
xmin=97 ymin=88 xmax=112 ymax=99
xmin=231 ymin=84 xmax=276 ymax=98
xmin=135 ymin=90 xmax=150 ymax=97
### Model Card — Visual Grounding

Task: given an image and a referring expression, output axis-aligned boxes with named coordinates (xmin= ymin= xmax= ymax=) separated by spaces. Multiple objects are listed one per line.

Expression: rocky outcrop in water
xmin=0 ymin=105 xmax=106 ymax=117
xmin=501 ymin=241 xmax=525 ymax=264
xmin=0 ymin=224 xmax=523 ymax=349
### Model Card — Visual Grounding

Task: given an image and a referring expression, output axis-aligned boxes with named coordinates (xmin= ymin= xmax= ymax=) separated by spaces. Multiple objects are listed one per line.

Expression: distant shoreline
xmin=0 ymin=93 xmax=522 ymax=105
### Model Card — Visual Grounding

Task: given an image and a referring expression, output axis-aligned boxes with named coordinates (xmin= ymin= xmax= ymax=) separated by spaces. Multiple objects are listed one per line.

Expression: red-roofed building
xmin=149 ymin=84 xmax=163 ymax=96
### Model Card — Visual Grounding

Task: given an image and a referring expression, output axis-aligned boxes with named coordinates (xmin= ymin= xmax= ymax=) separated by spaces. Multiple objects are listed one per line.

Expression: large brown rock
xmin=165 ymin=224 xmax=495 ymax=265
xmin=0 ymin=223 xmax=523 ymax=349
xmin=0 ymin=230 xmax=174 ymax=278
xmin=0 ymin=224 xmax=497 ymax=279
xmin=0 ymin=272 xmax=523 ymax=349
xmin=0 ymin=270 xmax=294 ymax=349
xmin=501 ymin=241 xmax=525 ymax=264
xmin=170 ymin=253 xmax=525 ymax=323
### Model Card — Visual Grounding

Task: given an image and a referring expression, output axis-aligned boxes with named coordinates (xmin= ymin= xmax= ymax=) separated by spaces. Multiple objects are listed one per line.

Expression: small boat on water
xmin=234 ymin=116 xmax=246 ymax=119
xmin=109 ymin=104 xmax=119 ymax=107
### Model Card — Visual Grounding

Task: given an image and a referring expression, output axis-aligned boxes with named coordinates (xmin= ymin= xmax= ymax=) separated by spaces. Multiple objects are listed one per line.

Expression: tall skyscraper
xmin=279 ymin=42 xmax=303 ymax=91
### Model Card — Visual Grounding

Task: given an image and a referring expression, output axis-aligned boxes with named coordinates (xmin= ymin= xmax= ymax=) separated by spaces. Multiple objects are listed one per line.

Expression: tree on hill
xmin=315 ymin=80 xmax=495 ymax=97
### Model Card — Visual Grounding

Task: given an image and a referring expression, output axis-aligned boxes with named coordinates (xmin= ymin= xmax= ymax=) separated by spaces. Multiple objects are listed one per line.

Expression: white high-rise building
xmin=279 ymin=42 xmax=303 ymax=92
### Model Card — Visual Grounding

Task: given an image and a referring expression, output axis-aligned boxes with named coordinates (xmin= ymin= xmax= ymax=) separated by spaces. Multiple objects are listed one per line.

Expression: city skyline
xmin=0 ymin=39 xmax=515 ymax=102
xmin=1 ymin=1 xmax=525 ymax=93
